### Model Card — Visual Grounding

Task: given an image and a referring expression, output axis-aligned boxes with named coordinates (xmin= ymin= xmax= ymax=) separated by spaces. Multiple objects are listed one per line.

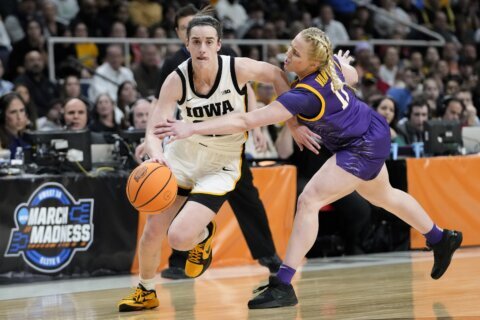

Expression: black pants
xmin=168 ymin=156 xmax=277 ymax=268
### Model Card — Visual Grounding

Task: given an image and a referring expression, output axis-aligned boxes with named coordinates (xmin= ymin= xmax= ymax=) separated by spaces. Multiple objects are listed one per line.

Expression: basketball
xmin=126 ymin=162 xmax=177 ymax=213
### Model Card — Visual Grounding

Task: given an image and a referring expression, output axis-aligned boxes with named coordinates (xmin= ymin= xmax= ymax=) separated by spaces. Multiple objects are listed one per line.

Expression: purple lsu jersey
xmin=276 ymin=58 xmax=391 ymax=180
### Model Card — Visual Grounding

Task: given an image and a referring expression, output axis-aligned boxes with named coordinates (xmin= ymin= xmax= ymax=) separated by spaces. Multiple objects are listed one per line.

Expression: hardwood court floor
xmin=0 ymin=248 xmax=479 ymax=320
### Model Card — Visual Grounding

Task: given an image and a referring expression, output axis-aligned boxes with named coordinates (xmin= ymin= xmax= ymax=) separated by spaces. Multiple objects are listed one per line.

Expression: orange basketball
xmin=126 ymin=162 xmax=177 ymax=214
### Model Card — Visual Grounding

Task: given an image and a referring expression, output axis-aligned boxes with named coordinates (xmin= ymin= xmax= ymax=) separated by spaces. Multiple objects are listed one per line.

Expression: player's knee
xmin=297 ymin=191 xmax=323 ymax=214
xmin=167 ymin=227 xmax=193 ymax=251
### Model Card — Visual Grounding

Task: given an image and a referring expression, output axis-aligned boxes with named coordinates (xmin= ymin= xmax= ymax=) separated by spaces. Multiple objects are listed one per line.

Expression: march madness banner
xmin=0 ymin=173 xmax=138 ymax=283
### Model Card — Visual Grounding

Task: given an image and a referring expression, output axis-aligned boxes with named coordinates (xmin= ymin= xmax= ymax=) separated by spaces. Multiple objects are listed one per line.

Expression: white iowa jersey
xmin=175 ymin=55 xmax=247 ymax=154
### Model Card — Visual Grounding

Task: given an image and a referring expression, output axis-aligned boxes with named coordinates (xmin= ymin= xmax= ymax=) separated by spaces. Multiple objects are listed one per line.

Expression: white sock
xmin=139 ymin=277 xmax=156 ymax=291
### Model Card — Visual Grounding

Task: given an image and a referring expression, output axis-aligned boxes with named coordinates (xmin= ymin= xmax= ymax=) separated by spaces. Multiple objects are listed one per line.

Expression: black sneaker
xmin=258 ymin=254 xmax=282 ymax=273
xmin=429 ymin=229 xmax=463 ymax=280
xmin=161 ymin=266 xmax=188 ymax=280
xmin=248 ymin=276 xmax=298 ymax=309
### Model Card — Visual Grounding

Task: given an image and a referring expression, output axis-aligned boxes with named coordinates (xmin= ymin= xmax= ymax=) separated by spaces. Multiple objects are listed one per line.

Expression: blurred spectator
xmin=88 ymin=44 xmax=135 ymax=103
xmin=373 ymin=0 xmax=411 ymax=38
xmin=70 ymin=0 xmax=109 ymax=37
xmin=397 ymin=97 xmax=430 ymax=144
xmin=62 ymin=97 xmax=88 ymax=130
xmin=110 ymin=21 xmax=127 ymax=38
xmin=61 ymin=96 xmax=107 ymax=143
xmin=70 ymin=21 xmax=98 ymax=76
xmin=456 ymin=88 xmax=479 ymax=126
xmin=461 ymin=43 xmax=478 ymax=69
xmin=423 ymin=77 xmax=442 ymax=117
xmin=129 ymin=98 xmax=150 ymax=130
xmin=387 ymin=67 xmax=423 ymax=117
xmin=0 ymin=16 xmax=12 ymax=66
xmin=435 ymin=59 xmax=450 ymax=82
xmin=313 ymin=4 xmax=350 ymax=45
xmin=215 ymin=0 xmax=248 ymax=32
xmin=444 ymin=74 xmax=462 ymax=96
xmin=132 ymin=44 xmax=161 ymax=98
xmin=236 ymin=2 xmax=265 ymax=39
xmin=41 ymin=0 xmax=67 ymax=38
xmin=14 ymin=50 xmax=58 ymax=118
xmin=89 ymin=93 xmax=123 ymax=133
xmin=0 ymin=92 xmax=29 ymax=157
xmin=7 ymin=19 xmax=47 ymax=81
xmin=442 ymin=42 xmax=461 ymax=76
xmin=379 ymin=47 xmax=400 ymax=86
xmin=116 ymin=80 xmax=139 ymax=122
xmin=130 ymin=25 xmax=149 ymax=64
xmin=51 ymin=0 xmax=79 ymax=23
xmin=36 ymin=98 xmax=62 ymax=131
xmin=61 ymin=74 xmax=90 ymax=105
xmin=423 ymin=46 xmax=440 ymax=76
xmin=348 ymin=20 xmax=367 ymax=41
xmin=459 ymin=64 xmax=478 ymax=94
xmin=353 ymin=41 xmax=373 ymax=79
xmin=454 ymin=0 xmax=480 ymax=43
xmin=4 ymin=0 xmax=40 ymax=43
xmin=409 ymin=51 xmax=424 ymax=74
xmin=351 ymin=6 xmax=374 ymax=38
xmin=432 ymin=11 xmax=459 ymax=43
xmin=439 ymin=97 xmax=464 ymax=122
xmin=128 ymin=0 xmax=162 ymax=29
xmin=369 ymin=54 xmax=390 ymax=94
xmin=14 ymin=82 xmax=37 ymax=128
xmin=418 ymin=0 xmax=455 ymax=32
xmin=62 ymin=74 xmax=81 ymax=99
xmin=245 ymin=83 xmax=292 ymax=160
xmin=244 ymin=109 xmax=292 ymax=160
xmin=372 ymin=96 xmax=406 ymax=145
xmin=0 ymin=59 xmax=14 ymax=96
xmin=359 ymin=72 xmax=383 ymax=104
xmin=325 ymin=0 xmax=357 ymax=30
xmin=113 ymin=1 xmax=136 ymax=37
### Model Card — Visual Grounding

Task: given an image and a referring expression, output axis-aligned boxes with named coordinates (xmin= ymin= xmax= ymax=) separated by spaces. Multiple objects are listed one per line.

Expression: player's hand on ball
xmin=154 ymin=119 xmax=194 ymax=143
xmin=145 ymin=153 xmax=170 ymax=168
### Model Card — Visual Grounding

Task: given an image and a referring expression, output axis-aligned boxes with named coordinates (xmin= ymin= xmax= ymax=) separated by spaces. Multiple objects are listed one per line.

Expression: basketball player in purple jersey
xmin=155 ymin=27 xmax=463 ymax=309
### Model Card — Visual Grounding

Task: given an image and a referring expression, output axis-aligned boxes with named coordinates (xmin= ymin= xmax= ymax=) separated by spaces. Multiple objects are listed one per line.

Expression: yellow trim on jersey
xmin=243 ymin=94 xmax=248 ymax=141
xmin=295 ymin=83 xmax=326 ymax=122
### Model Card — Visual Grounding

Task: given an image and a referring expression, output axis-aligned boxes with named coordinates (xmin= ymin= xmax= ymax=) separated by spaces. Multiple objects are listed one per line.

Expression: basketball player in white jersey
xmin=118 ymin=13 xmax=290 ymax=312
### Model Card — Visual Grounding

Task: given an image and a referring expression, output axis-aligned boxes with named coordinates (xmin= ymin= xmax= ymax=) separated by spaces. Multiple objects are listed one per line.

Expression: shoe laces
xmin=188 ymin=243 xmax=205 ymax=264
xmin=125 ymin=287 xmax=145 ymax=301
xmin=253 ymin=283 xmax=270 ymax=294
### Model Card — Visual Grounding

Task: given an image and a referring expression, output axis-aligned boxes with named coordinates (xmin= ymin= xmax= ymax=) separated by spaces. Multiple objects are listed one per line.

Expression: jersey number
xmin=331 ymin=83 xmax=350 ymax=110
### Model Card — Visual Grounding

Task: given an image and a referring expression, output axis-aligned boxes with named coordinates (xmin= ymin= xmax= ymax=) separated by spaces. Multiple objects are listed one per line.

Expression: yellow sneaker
xmin=185 ymin=221 xmax=216 ymax=278
xmin=118 ymin=284 xmax=159 ymax=312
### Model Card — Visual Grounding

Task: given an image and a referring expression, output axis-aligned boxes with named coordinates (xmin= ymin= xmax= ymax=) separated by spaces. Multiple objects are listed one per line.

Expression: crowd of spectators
xmin=0 ymin=0 xmax=479 ymax=160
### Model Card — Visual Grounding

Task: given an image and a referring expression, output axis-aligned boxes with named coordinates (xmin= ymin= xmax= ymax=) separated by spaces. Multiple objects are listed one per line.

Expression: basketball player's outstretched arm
xmin=144 ymin=72 xmax=182 ymax=165
xmin=154 ymin=58 xmax=294 ymax=141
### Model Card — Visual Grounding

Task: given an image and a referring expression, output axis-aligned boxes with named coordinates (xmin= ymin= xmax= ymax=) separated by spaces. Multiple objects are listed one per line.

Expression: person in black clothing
xmin=157 ymin=4 xmax=281 ymax=279
xmin=14 ymin=50 xmax=58 ymax=118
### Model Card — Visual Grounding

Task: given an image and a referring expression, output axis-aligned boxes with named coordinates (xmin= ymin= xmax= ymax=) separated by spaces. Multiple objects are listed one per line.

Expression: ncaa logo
xmin=4 ymin=182 xmax=94 ymax=273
